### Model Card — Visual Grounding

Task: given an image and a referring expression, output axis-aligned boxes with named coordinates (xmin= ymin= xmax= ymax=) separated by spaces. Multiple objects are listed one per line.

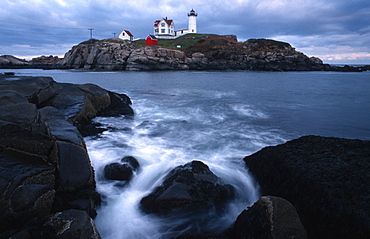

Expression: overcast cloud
xmin=1 ymin=0 xmax=369 ymax=64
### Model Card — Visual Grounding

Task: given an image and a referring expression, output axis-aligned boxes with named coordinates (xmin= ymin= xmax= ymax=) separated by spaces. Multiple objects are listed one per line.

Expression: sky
xmin=1 ymin=0 xmax=369 ymax=64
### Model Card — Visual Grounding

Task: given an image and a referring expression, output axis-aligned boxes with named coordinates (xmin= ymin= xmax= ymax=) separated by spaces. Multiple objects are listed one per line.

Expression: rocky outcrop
xmin=126 ymin=47 xmax=189 ymax=70
xmin=0 ymin=76 xmax=133 ymax=238
xmin=231 ymin=196 xmax=307 ymax=239
xmin=0 ymin=55 xmax=29 ymax=68
xmin=0 ymin=55 xmax=61 ymax=69
xmin=3 ymin=36 xmax=370 ymax=71
xmin=30 ymin=55 xmax=62 ymax=65
xmin=244 ymin=135 xmax=370 ymax=239
xmin=140 ymin=160 xmax=235 ymax=214
xmin=185 ymin=37 xmax=331 ymax=71
xmin=59 ymin=39 xmax=136 ymax=70
xmin=58 ymin=37 xmax=330 ymax=71
xmin=28 ymin=55 xmax=63 ymax=69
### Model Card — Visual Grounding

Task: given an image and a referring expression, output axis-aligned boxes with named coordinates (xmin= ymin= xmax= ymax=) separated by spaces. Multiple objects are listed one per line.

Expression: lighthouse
xmin=188 ymin=9 xmax=197 ymax=33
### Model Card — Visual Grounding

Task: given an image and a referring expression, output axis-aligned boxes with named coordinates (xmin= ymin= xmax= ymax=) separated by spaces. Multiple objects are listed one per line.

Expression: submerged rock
xmin=104 ymin=156 xmax=139 ymax=182
xmin=140 ymin=160 xmax=235 ymax=214
xmin=104 ymin=163 xmax=133 ymax=181
xmin=121 ymin=156 xmax=140 ymax=170
xmin=244 ymin=135 xmax=370 ymax=239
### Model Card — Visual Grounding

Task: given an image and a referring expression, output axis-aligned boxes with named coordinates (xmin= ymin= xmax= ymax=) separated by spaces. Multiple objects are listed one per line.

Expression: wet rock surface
xmin=8 ymin=209 xmax=101 ymax=239
xmin=0 ymin=76 xmax=133 ymax=238
xmin=103 ymin=156 xmax=140 ymax=182
xmin=140 ymin=160 xmax=235 ymax=214
xmin=104 ymin=163 xmax=133 ymax=181
xmin=231 ymin=196 xmax=307 ymax=239
xmin=244 ymin=135 xmax=370 ymax=239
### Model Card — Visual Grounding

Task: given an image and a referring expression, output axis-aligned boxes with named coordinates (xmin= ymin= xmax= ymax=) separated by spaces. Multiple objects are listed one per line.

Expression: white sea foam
xmin=231 ymin=103 xmax=269 ymax=119
xmin=86 ymin=99 xmax=271 ymax=238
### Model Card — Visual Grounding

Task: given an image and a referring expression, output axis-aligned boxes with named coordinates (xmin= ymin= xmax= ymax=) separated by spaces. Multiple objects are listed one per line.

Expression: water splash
xmin=87 ymin=97 xmax=285 ymax=238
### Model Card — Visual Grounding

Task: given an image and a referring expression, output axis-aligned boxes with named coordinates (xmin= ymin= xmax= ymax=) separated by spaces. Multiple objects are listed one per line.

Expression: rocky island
xmin=1 ymin=35 xmax=369 ymax=71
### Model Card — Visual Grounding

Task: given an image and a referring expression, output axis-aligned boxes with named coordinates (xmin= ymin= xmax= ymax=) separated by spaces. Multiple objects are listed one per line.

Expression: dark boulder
xmin=231 ymin=196 xmax=307 ymax=239
xmin=49 ymin=81 xmax=133 ymax=136
xmin=98 ymin=91 xmax=134 ymax=117
xmin=121 ymin=156 xmax=140 ymax=170
xmin=140 ymin=160 xmax=235 ymax=214
xmin=104 ymin=163 xmax=133 ymax=181
xmin=244 ymin=135 xmax=370 ymax=239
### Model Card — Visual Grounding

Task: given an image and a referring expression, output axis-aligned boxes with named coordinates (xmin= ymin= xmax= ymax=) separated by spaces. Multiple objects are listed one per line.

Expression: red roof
xmin=146 ymin=35 xmax=158 ymax=40
xmin=154 ymin=18 xmax=173 ymax=27
xmin=164 ymin=19 xmax=173 ymax=25
xmin=124 ymin=30 xmax=133 ymax=37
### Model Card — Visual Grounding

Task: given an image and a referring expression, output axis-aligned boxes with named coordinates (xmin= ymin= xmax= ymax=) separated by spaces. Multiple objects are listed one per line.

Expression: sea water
xmin=6 ymin=69 xmax=370 ymax=238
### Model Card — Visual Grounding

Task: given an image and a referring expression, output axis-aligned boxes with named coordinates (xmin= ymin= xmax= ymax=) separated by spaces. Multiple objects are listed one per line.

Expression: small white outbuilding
xmin=119 ymin=30 xmax=134 ymax=41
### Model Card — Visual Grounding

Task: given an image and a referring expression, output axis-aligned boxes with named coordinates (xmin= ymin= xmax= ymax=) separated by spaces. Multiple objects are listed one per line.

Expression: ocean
xmin=6 ymin=69 xmax=370 ymax=238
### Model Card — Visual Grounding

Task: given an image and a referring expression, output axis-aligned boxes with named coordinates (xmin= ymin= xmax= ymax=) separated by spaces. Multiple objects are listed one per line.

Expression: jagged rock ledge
xmin=0 ymin=76 xmax=133 ymax=238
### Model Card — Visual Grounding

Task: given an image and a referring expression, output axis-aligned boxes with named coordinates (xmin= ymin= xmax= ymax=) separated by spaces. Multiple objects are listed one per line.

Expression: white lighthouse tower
xmin=188 ymin=9 xmax=197 ymax=33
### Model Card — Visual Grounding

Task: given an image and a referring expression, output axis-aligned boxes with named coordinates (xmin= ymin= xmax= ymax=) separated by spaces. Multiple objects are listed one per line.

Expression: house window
xmin=161 ymin=23 xmax=165 ymax=27
xmin=161 ymin=29 xmax=165 ymax=33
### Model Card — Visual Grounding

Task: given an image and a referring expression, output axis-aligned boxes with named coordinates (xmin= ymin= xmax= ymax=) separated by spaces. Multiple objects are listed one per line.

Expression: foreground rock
xmin=244 ymin=135 xmax=370 ymax=239
xmin=231 ymin=196 xmax=307 ymax=239
xmin=140 ymin=160 xmax=235 ymax=214
xmin=0 ymin=76 xmax=133 ymax=237
xmin=10 ymin=209 xmax=101 ymax=239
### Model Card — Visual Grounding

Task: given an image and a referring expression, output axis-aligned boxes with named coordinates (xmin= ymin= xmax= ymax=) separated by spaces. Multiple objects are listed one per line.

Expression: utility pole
xmin=113 ymin=33 xmax=116 ymax=38
xmin=88 ymin=28 xmax=94 ymax=44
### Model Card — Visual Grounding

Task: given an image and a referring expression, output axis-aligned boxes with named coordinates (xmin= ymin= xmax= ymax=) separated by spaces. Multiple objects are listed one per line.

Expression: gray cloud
xmin=0 ymin=0 xmax=369 ymax=63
